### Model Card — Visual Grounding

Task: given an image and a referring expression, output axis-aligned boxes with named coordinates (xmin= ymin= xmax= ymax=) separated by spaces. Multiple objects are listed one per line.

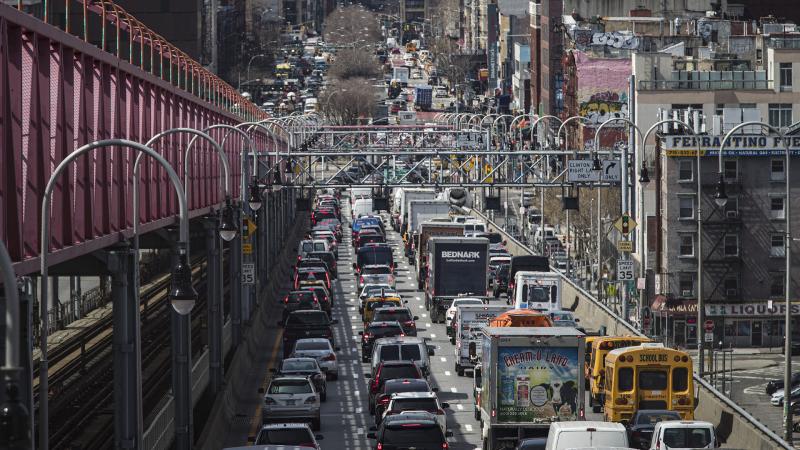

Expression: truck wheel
xmin=483 ymin=438 xmax=491 ymax=450
xmin=592 ymin=403 xmax=602 ymax=414
xmin=474 ymin=407 xmax=480 ymax=421
xmin=418 ymin=280 xmax=423 ymax=290
xmin=456 ymin=363 xmax=465 ymax=377
xmin=450 ymin=336 xmax=455 ymax=345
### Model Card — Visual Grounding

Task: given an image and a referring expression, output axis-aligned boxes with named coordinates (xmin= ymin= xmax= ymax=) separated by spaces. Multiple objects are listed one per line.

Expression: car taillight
xmin=371 ymin=380 xmax=379 ymax=391
xmin=404 ymin=321 xmax=416 ymax=328
xmin=323 ymin=353 xmax=336 ymax=361
xmin=379 ymin=397 xmax=390 ymax=405
xmin=360 ymin=276 xmax=364 ymax=284
xmin=442 ymin=443 xmax=448 ymax=449
xmin=284 ymin=296 xmax=289 ymax=304
xmin=377 ymin=443 xmax=383 ymax=450
xmin=362 ymin=333 xmax=371 ymax=342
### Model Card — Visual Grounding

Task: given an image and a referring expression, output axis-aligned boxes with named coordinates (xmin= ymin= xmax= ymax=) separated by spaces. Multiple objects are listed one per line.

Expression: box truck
xmin=424 ymin=237 xmax=490 ymax=322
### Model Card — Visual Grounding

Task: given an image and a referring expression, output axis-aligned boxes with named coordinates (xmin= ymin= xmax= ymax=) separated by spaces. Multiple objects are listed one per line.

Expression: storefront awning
xmin=651 ymin=295 xmax=697 ymax=317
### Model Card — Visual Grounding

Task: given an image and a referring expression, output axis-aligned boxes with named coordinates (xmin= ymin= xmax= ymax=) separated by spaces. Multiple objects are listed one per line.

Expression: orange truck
xmin=489 ymin=309 xmax=553 ymax=327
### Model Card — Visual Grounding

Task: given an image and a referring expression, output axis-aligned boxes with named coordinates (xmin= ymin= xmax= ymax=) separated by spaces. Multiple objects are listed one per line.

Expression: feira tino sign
xmin=496 ymin=346 xmax=579 ymax=422
xmin=664 ymin=135 xmax=800 ymax=157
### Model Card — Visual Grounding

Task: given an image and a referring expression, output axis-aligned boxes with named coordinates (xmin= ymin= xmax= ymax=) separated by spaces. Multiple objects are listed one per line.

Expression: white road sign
xmin=616 ymin=259 xmax=634 ymax=282
xmin=242 ymin=263 xmax=255 ymax=285
xmin=566 ymin=159 xmax=621 ymax=183
xmin=457 ymin=133 xmax=482 ymax=148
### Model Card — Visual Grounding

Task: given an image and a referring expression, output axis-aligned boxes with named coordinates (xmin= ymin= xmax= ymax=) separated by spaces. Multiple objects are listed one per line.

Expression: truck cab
xmin=512 ymin=271 xmax=562 ymax=312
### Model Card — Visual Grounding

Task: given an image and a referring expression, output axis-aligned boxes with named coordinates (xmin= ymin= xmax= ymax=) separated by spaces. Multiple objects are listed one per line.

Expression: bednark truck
xmin=478 ymin=327 xmax=585 ymax=450
xmin=454 ymin=304 xmax=509 ymax=376
xmin=425 ymin=237 xmax=489 ymax=322
xmin=414 ymin=221 xmax=465 ymax=288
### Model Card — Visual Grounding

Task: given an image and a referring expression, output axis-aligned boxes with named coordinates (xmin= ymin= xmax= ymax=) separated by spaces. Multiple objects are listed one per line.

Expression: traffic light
xmin=621 ymin=214 xmax=631 ymax=235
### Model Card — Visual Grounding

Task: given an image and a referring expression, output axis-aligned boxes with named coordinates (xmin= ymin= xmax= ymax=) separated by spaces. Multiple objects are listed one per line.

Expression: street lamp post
xmin=239 ymin=54 xmax=270 ymax=91
xmin=39 ymin=140 xmax=190 ymax=450
xmin=530 ymin=115 xmax=563 ymax=256
xmin=718 ymin=121 xmax=792 ymax=440
xmin=0 ymin=240 xmax=31 ymax=449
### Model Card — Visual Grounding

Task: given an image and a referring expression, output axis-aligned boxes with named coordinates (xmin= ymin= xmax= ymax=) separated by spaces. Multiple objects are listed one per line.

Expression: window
xmin=780 ymin=62 xmax=793 ymax=90
xmin=769 ymin=103 xmax=793 ymax=128
xmin=678 ymin=160 xmax=693 ymax=181
xmin=679 ymin=234 xmax=694 ymax=257
xmin=618 ymin=367 xmax=634 ymax=391
xmin=771 ymin=158 xmax=785 ymax=181
xmin=772 ymin=234 xmax=786 ymax=257
xmin=771 ymin=274 xmax=785 ymax=297
xmin=723 ymin=160 xmax=738 ymax=181
xmin=724 ymin=277 xmax=739 ymax=297
xmin=724 ymin=196 xmax=739 ymax=216
xmin=672 ymin=367 xmax=689 ymax=391
xmin=678 ymin=196 xmax=694 ymax=219
xmin=724 ymin=234 xmax=739 ymax=257
xmin=679 ymin=273 xmax=694 ymax=297
xmin=771 ymin=196 xmax=786 ymax=220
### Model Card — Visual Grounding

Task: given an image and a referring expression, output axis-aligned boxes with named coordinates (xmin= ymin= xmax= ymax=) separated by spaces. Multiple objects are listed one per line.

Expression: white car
xmin=253 ymin=422 xmax=323 ymax=448
xmin=290 ymin=338 xmax=339 ymax=380
xmin=382 ymin=392 xmax=449 ymax=433
xmin=263 ymin=376 xmax=321 ymax=430
xmin=445 ymin=297 xmax=485 ymax=329
xmin=434 ymin=87 xmax=448 ymax=98
xmin=649 ymin=420 xmax=717 ymax=449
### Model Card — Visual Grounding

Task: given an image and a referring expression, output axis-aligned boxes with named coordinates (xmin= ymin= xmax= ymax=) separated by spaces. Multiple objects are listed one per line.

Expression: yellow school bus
xmin=583 ymin=336 xmax=601 ymax=388
xmin=588 ymin=336 xmax=652 ymax=412
xmin=603 ymin=344 xmax=694 ymax=423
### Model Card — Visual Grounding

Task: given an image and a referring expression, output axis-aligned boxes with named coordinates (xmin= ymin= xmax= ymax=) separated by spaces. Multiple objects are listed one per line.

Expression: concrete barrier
xmin=466 ymin=207 xmax=792 ymax=450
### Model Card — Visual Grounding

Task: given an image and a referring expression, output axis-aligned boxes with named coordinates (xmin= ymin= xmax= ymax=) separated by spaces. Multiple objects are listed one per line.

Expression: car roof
xmin=548 ymin=421 xmax=624 ymax=431
xmin=282 ymin=357 xmax=318 ymax=364
xmin=295 ymin=337 xmax=330 ymax=344
xmin=654 ymin=420 xmax=715 ymax=429
xmin=289 ymin=310 xmax=327 ymax=316
xmin=374 ymin=336 xmax=426 ymax=345
xmin=382 ymin=411 xmax=439 ymax=425
xmin=391 ymin=391 xmax=437 ymax=399
xmin=270 ymin=375 xmax=313 ymax=383
xmin=380 ymin=360 xmax=420 ymax=367
xmin=374 ymin=307 xmax=411 ymax=312
xmin=260 ymin=422 xmax=313 ymax=430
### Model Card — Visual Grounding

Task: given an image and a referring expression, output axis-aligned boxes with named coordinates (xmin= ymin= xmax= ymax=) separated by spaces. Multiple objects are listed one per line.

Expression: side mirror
xmin=358 ymin=331 xmax=364 ymax=335
xmin=432 ymin=387 xmax=439 ymax=392
xmin=276 ymin=320 xmax=284 ymax=327
xmin=353 ymin=262 xmax=357 ymax=269
xmin=446 ymin=431 xmax=454 ymax=438
xmin=258 ymin=387 xmax=265 ymax=394
xmin=335 ymin=346 xmax=341 ymax=351
xmin=269 ymin=368 xmax=276 ymax=373
xmin=364 ymin=373 xmax=372 ymax=378
xmin=620 ymin=419 xmax=629 ymax=428
xmin=315 ymin=434 xmax=324 ymax=440
xmin=413 ymin=316 xmax=419 ymax=320
xmin=404 ymin=300 xmax=409 ymax=304
xmin=574 ymin=318 xmax=580 ymax=323
xmin=367 ymin=432 xmax=377 ymax=439
xmin=427 ymin=346 xmax=435 ymax=356
xmin=441 ymin=402 xmax=450 ymax=408
xmin=503 ymin=240 xmax=507 ymax=246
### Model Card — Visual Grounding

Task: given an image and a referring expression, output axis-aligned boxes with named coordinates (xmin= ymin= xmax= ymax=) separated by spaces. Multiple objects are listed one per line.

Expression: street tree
xmin=320 ymin=78 xmax=377 ymax=125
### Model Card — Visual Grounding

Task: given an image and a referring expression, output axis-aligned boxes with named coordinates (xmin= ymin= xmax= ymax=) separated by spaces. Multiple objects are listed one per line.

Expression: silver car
xmin=263 ymin=376 xmax=321 ymax=430
xmin=290 ymin=338 xmax=339 ymax=380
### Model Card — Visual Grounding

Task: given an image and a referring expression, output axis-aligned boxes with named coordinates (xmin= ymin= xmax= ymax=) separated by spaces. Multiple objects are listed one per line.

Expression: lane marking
xmin=440 ymin=357 xmax=447 ymax=362
xmin=456 ymin=404 xmax=464 ymax=410
xmin=430 ymin=333 xmax=436 ymax=338
xmin=444 ymin=370 xmax=451 ymax=376
xmin=450 ymin=387 xmax=458 ymax=393
xmin=465 ymin=424 xmax=473 ymax=432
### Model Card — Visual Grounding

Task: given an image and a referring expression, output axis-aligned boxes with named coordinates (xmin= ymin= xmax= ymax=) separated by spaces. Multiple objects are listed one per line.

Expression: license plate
xmin=286 ymin=400 xmax=296 ymax=405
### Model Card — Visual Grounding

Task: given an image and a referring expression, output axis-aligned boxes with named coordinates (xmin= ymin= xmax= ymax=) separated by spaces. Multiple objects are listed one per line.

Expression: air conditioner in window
xmin=681 ymin=290 xmax=693 ymax=297
xmin=726 ymin=210 xmax=739 ymax=219
xmin=726 ymin=288 xmax=739 ymax=297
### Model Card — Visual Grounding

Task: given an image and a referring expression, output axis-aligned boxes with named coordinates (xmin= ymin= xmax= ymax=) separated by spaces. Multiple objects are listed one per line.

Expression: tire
xmin=456 ymin=363 xmax=465 ymax=377
xmin=312 ymin=417 xmax=321 ymax=431
xmin=450 ymin=336 xmax=455 ymax=345
xmin=330 ymin=372 xmax=338 ymax=381
xmin=321 ymin=390 xmax=327 ymax=402
xmin=362 ymin=356 xmax=370 ymax=363
xmin=592 ymin=404 xmax=602 ymax=414
xmin=474 ymin=407 xmax=480 ymax=421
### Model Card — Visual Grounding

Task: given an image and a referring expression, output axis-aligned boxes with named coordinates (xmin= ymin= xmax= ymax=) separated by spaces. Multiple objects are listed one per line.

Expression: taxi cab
xmin=362 ymin=296 xmax=405 ymax=326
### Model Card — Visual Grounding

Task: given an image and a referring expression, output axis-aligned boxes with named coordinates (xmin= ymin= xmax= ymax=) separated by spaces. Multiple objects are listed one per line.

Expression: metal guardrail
xmin=465 ymin=206 xmax=795 ymax=450
xmin=142 ymin=348 xmax=211 ymax=450
xmin=638 ymin=78 xmax=772 ymax=91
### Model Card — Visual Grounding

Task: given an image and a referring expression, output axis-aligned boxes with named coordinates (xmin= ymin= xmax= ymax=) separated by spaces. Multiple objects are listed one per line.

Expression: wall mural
xmin=573 ymin=50 xmax=631 ymax=126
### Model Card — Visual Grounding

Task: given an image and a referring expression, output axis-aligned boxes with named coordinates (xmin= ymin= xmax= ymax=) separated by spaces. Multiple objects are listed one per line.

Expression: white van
xmin=304 ymin=98 xmax=318 ymax=113
xmin=352 ymin=198 xmax=374 ymax=219
xmin=512 ymin=271 xmax=562 ymax=311
xmin=649 ymin=421 xmax=718 ymax=449
xmin=545 ymin=421 xmax=629 ymax=450
xmin=534 ymin=226 xmax=555 ymax=245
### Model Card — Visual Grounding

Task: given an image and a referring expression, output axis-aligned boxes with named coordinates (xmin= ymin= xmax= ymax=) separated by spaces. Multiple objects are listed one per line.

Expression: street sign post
xmin=602 ymin=160 xmax=621 ymax=182
xmin=704 ymin=320 xmax=714 ymax=332
xmin=616 ymin=260 xmax=634 ymax=281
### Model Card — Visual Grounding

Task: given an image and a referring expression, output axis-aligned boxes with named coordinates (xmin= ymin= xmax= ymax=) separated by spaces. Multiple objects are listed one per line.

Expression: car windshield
xmin=374 ymin=310 xmax=413 ymax=322
xmin=301 ymin=242 xmax=313 ymax=252
xmin=282 ymin=360 xmax=317 ymax=371
xmin=255 ymin=428 xmax=313 ymax=445
xmin=637 ymin=412 xmax=681 ymax=425
xmin=358 ymin=248 xmax=393 ymax=266
xmin=295 ymin=340 xmax=330 ymax=351
xmin=368 ymin=301 xmax=397 ymax=311
xmin=524 ymin=286 xmax=549 ymax=303
xmin=662 ymin=428 xmax=712 ymax=448
xmin=269 ymin=380 xmax=312 ymax=394
xmin=380 ymin=345 xmax=422 ymax=361
xmin=287 ymin=313 xmax=330 ymax=326
xmin=313 ymin=242 xmax=327 ymax=251
xmin=364 ymin=266 xmax=391 ymax=275
xmin=369 ymin=325 xmax=404 ymax=338
xmin=382 ymin=425 xmax=443 ymax=447
xmin=392 ymin=399 xmax=438 ymax=412
xmin=382 ymin=365 xmax=421 ymax=380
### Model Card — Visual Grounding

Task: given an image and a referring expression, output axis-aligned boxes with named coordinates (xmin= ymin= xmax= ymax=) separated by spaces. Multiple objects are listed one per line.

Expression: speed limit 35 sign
xmin=616 ymin=260 xmax=634 ymax=282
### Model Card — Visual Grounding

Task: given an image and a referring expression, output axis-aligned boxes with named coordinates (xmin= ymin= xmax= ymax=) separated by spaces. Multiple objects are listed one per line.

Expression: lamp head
xmin=714 ymin=173 xmax=728 ymax=207
xmin=0 ymin=382 xmax=31 ymax=448
xmin=639 ymin=164 xmax=650 ymax=184
xmin=170 ymin=243 xmax=197 ymax=315
xmin=219 ymin=200 xmax=238 ymax=242
xmin=248 ymin=179 xmax=263 ymax=211
xmin=592 ymin=157 xmax=602 ymax=171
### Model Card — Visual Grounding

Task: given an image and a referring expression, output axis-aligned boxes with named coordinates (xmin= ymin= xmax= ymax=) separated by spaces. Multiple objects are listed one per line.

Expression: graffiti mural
xmin=591 ymin=31 xmax=639 ymax=49
xmin=573 ymin=29 xmax=593 ymax=49
xmin=573 ymin=50 xmax=631 ymax=126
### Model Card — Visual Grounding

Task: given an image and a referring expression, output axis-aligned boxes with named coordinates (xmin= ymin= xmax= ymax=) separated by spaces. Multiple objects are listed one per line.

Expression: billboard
xmin=496 ymin=346 xmax=580 ymax=423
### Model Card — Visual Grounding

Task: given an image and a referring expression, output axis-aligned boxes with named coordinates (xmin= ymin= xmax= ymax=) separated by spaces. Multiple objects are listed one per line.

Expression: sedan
xmin=625 ymin=409 xmax=682 ymax=449
xmin=272 ymin=357 xmax=328 ymax=402
xmin=252 ymin=423 xmax=323 ymax=448
xmin=262 ymin=376 xmax=321 ymax=430
xmin=291 ymin=338 xmax=340 ymax=380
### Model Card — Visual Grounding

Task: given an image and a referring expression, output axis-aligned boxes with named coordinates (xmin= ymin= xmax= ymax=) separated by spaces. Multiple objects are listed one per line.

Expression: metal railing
xmin=639 ymin=77 xmax=773 ymax=91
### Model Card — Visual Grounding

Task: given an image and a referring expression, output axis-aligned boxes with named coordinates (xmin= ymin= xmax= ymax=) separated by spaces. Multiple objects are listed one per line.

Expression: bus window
xmin=672 ymin=367 xmax=689 ymax=391
xmin=618 ymin=367 xmax=634 ymax=391
xmin=639 ymin=370 xmax=668 ymax=390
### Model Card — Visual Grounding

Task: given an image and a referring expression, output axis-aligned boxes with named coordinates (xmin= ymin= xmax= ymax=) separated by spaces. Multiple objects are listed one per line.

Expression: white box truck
xmin=453 ymin=304 xmax=510 ymax=376
xmin=397 ymin=188 xmax=437 ymax=234
xmin=478 ymin=327 xmax=585 ymax=450
xmin=405 ymin=199 xmax=451 ymax=259
xmin=512 ymin=271 xmax=562 ymax=312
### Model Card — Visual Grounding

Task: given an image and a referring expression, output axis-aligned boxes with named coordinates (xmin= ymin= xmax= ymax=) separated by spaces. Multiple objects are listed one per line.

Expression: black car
xmin=281 ymin=310 xmax=338 ymax=358
xmin=625 ymin=409 xmax=682 ymax=449
xmin=368 ymin=412 xmax=451 ymax=450
xmin=767 ymin=372 xmax=800 ymax=395
xmin=492 ymin=263 xmax=510 ymax=299
xmin=372 ymin=307 xmax=419 ymax=336
xmin=359 ymin=321 xmax=405 ymax=363
xmin=281 ymin=290 xmax=321 ymax=322
xmin=272 ymin=357 xmax=328 ymax=401
xmin=299 ymin=285 xmax=333 ymax=315
xmin=308 ymin=251 xmax=338 ymax=278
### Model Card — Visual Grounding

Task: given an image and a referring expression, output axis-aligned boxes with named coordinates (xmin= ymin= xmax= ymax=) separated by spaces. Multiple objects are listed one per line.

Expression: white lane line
xmin=421 ymin=313 xmax=427 ymax=318
xmin=430 ymin=333 xmax=436 ymax=338
xmin=450 ymin=387 xmax=458 ymax=393
xmin=456 ymin=404 xmax=464 ymax=410
xmin=440 ymin=357 xmax=447 ymax=362
xmin=426 ymin=323 xmax=431 ymax=327
xmin=444 ymin=371 xmax=451 ymax=376
xmin=351 ymin=325 xmax=357 ymax=329
xmin=418 ymin=305 xmax=424 ymax=309
xmin=465 ymin=424 xmax=473 ymax=432
xmin=416 ymin=296 xmax=421 ymax=300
